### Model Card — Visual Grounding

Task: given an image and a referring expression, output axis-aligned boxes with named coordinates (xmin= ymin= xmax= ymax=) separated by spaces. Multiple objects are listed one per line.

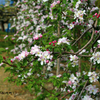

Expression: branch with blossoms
xmin=1 ymin=0 xmax=100 ymax=100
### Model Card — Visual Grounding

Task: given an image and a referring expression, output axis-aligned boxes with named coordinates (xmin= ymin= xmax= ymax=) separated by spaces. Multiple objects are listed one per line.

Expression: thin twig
xmin=2 ymin=61 xmax=17 ymax=67
xmin=77 ymin=80 xmax=88 ymax=100
xmin=59 ymin=91 xmax=73 ymax=100
xmin=76 ymin=28 xmax=95 ymax=55
xmin=72 ymin=27 xmax=93 ymax=46
xmin=53 ymin=52 xmax=92 ymax=57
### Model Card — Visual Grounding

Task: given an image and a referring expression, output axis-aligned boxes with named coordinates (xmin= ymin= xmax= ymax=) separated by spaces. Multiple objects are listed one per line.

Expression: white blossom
xmin=82 ymin=95 xmax=94 ymax=100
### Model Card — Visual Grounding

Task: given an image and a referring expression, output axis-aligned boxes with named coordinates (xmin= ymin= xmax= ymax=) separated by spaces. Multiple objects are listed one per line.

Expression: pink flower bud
xmin=97 ymin=15 xmax=100 ymax=18
xmin=57 ymin=1 xmax=60 ymax=4
xmin=49 ymin=42 xmax=51 ymax=45
xmin=53 ymin=44 xmax=55 ymax=46
xmin=39 ymin=34 xmax=42 ymax=38
xmin=3 ymin=57 xmax=6 ymax=60
xmin=54 ymin=40 xmax=57 ymax=43
xmin=16 ymin=56 xmax=19 ymax=60
xmin=95 ymin=30 xmax=98 ymax=33
xmin=52 ymin=41 xmax=55 ymax=43
xmin=67 ymin=90 xmax=70 ymax=92
xmin=68 ymin=81 xmax=72 ymax=85
xmin=33 ymin=37 xmax=39 ymax=40
xmin=11 ymin=60 xmax=13 ymax=63
xmin=30 ymin=33 xmax=32 ymax=35
xmin=46 ymin=60 xmax=49 ymax=63
xmin=73 ymin=22 xmax=75 ymax=24
xmin=94 ymin=13 xmax=98 ymax=16
xmin=48 ymin=51 xmax=50 ymax=54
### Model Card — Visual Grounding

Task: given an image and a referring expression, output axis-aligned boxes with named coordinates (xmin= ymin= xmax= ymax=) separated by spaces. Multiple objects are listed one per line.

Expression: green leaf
xmin=0 ymin=48 xmax=5 ymax=52
xmin=84 ymin=75 xmax=89 ymax=80
xmin=4 ymin=67 xmax=11 ymax=72
xmin=0 ymin=55 xmax=3 ymax=63
xmin=62 ymin=0 xmax=66 ymax=4
xmin=7 ymin=59 xmax=11 ymax=65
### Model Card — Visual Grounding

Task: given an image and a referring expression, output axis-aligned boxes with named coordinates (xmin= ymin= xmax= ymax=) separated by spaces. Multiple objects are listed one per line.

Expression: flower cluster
xmin=75 ymin=0 xmax=81 ymax=8
xmin=93 ymin=12 xmax=100 ymax=18
xmin=30 ymin=45 xmax=53 ymax=65
xmin=74 ymin=0 xmax=86 ymax=22
xmin=82 ymin=95 xmax=94 ymax=100
xmin=11 ymin=51 xmax=29 ymax=62
xmin=74 ymin=9 xmax=86 ymax=22
xmin=86 ymin=85 xmax=98 ymax=95
xmin=33 ymin=34 xmax=42 ymax=40
xmin=70 ymin=55 xmax=79 ymax=67
xmin=90 ymin=52 xmax=100 ymax=64
xmin=57 ymin=37 xmax=70 ymax=45
xmin=67 ymin=23 xmax=74 ymax=30
xmin=49 ymin=40 xmax=57 ymax=46
xmin=66 ymin=74 xmax=79 ymax=89
xmin=51 ymin=1 xmax=60 ymax=8
xmin=88 ymin=71 xmax=99 ymax=83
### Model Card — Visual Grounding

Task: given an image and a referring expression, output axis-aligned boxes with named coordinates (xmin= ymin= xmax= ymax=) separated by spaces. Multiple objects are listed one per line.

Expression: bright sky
xmin=0 ymin=0 xmax=11 ymax=5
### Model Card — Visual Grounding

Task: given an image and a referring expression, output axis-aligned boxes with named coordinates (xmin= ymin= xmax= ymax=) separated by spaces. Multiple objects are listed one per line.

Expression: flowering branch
xmin=76 ymin=9 xmax=100 ymax=55
xmin=2 ymin=61 xmax=17 ymax=67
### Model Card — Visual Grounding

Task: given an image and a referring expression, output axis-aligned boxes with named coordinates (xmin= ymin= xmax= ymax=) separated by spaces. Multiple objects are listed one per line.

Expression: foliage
xmin=0 ymin=0 xmax=100 ymax=100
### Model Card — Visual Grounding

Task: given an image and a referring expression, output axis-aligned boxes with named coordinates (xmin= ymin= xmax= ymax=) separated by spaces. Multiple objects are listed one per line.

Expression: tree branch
xmin=59 ymin=91 xmax=73 ymax=100
xmin=72 ymin=26 xmax=93 ymax=46
xmin=76 ymin=28 xmax=95 ymax=55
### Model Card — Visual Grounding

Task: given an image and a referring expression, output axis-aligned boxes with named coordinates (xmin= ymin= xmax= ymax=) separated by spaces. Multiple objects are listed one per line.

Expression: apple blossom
xmin=57 ymin=37 xmax=70 ymax=45
xmin=90 ymin=52 xmax=100 ymax=64
xmin=82 ymin=95 xmax=94 ymax=100
xmin=86 ymin=85 xmax=98 ymax=95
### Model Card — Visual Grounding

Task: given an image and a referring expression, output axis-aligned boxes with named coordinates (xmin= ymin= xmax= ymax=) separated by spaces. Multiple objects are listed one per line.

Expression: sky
xmin=0 ymin=0 xmax=12 ymax=5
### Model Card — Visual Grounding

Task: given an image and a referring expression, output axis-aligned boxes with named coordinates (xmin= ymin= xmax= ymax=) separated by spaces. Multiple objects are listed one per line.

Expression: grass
xmin=0 ymin=31 xmax=14 ymax=50
xmin=0 ymin=31 xmax=14 ymax=35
